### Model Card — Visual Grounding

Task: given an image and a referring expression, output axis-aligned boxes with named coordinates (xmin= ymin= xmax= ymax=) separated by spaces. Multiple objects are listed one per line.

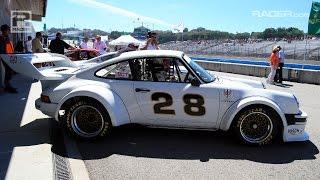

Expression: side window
xmin=130 ymin=58 xmax=195 ymax=83
xmin=130 ymin=58 xmax=148 ymax=81
xmin=96 ymin=61 xmax=132 ymax=80
xmin=175 ymin=59 xmax=195 ymax=83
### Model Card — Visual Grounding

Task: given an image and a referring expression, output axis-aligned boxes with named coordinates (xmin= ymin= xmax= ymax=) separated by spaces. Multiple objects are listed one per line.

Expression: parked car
xmin=65 ymin=48 xmax=100 ymax=61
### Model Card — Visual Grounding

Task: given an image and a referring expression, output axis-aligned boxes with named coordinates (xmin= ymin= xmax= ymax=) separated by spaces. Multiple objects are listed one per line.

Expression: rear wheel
xmin=63 ymin=100 xmax=112 ymax=139
xmin=233 ymin=106 xmax=281 ymax=146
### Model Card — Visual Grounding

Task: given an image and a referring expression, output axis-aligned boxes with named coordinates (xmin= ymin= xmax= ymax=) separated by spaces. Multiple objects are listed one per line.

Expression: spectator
xmin=140 ymin=31 xmax=159 ymax=50
xmin=32 ymin=32 xmax=45 ymax=53
xmin=80 ymin=37 xmax=89 ymax=49
xmin=274 ymin=45 xmax=285 ymax=84
xmin=25 ymin=36 xmax=32 ymax=53
xmin=49 ymin=32 xmax=75 ymax=54
xmin=93 ymin=35 xmax=107 ymax=54
xmin=0 ymin=24 xmax=17 ymax=93
xmin=267 ymin=47 xmax=279 ymax=85
xmin=15 ymin=40 xmax=24 ymax=53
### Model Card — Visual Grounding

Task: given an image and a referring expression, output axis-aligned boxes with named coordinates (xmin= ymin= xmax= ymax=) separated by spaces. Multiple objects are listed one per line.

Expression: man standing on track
xmin=274 ymin=45 xmax=285 ymax=84
xmin=49 ymin=32 xmax=75 ymax=54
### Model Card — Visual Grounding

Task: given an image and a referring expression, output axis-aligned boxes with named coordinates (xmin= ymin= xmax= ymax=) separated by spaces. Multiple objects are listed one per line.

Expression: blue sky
xmin=33 ymin=0 xmax=316 ymax=33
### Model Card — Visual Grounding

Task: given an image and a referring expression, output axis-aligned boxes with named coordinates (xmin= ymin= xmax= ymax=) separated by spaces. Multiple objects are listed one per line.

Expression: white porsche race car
xmin=1 ymin=50 xmax=308 ymax=145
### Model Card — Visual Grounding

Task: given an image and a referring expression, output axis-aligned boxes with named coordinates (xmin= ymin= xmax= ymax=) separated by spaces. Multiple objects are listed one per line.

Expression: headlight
xmin=293 ymin=94 xmax=300 ymax=108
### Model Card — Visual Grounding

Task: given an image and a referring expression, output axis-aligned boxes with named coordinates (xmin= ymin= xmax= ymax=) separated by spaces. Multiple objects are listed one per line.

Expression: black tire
xmin=63 ymin=100 xmax=112 ymax=139
xmin=232 ymin=106 xmax=281 ymax=146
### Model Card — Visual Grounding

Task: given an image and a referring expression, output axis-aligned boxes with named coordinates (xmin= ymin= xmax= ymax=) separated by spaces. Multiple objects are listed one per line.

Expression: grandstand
xmin=160 ymin=39 xmax=320 ymax=61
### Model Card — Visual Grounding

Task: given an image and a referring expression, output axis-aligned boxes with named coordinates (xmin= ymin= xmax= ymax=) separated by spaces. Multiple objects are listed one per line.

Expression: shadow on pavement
xmin=0 ymin=75 xmax=52 ymax=180
xmin=0 ymin=118 xmax=53 ymax=180
xmin=274 ymin=82 xmax=294 ymax=88
xmin=74 ymin=126 xmax=319 ymax=164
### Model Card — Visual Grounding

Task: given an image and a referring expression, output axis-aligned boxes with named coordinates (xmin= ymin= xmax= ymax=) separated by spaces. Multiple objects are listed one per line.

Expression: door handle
xmin=135 ymin=88 xmax=151 ymax=92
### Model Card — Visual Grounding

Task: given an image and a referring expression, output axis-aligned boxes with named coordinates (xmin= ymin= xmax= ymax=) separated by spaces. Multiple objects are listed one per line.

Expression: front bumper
xmin=283 ymin=111 xmax=309 ymax=142
xmin=35 ymin=98 xmax=58 ymax=117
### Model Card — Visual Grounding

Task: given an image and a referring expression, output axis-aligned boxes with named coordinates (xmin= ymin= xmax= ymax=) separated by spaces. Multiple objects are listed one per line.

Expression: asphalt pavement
xmin=0 ymin=76 xmax=54 ymax=180
xmin=75 ymin=71 xmax=320 ymax=180
xmin=0 ymin=75 xmax=75 ymax=180
xmin=1 ymin=72 xmax=319 ymax=180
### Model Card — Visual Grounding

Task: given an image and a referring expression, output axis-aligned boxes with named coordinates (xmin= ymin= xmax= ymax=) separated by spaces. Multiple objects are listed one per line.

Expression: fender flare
xmin=219 ymin=96 xmax=287 ymax=131
xmin=54 ymin=85 xmax=130 ymax=127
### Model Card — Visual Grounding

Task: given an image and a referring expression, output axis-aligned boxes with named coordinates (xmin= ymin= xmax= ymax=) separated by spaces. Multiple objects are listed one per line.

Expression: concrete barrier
xmin=195 ymin=60 xmax=320 ymax=85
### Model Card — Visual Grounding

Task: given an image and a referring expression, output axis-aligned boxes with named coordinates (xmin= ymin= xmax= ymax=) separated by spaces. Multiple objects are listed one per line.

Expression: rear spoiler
xmin=0 ymin=53 xmax=78 ymax=80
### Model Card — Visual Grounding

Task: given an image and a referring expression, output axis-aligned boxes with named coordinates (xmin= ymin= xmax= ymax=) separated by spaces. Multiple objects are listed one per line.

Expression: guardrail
xmin=195 ymin=60 xmax=320 ymax=85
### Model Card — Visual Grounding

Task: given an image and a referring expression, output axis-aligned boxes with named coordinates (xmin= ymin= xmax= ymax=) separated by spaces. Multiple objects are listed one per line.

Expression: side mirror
xmin=191 ymin=78 xmax=201 ymax=87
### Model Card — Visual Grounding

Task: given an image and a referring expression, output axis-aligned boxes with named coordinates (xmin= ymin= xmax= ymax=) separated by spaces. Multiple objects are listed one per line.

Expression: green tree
xmin=263 ymin=28 xmax=277 ymax=39
xmin=276 ymin=27 xmax=287 ymax=38
xmin=251 ymin=32 xmax=263 ymax=39
xmin=183 ymin=28 xmax=189 ymax=33
xmin=235 ymin=32 xmax=250 ymax=39
xmin=109 ymin=31 xmax=123 ymax=39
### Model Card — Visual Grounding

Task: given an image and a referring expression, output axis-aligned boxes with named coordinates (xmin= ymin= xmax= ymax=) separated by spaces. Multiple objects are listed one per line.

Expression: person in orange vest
xmin=0 ymin=24 xmax=17 ymax=93
xmin=266 ymin=46 xmax=280 ymax=85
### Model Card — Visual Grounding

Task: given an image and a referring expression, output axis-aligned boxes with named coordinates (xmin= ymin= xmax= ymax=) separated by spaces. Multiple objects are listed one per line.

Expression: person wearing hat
xmin=140 ymin=31 xmax=159 ymax=50
xmin=274 ymin=45 xmax=285 ymax=84
xmin=267 ymin=46 xmax=280 ymax=85
xmin=49 ymin=32 xmax=75 ymax=54
xmin=80 ymin=37 xmax=89 ymax=49
xmin=93 ymin=35 xmax=107 ymax=54
xmin=0 ymin=24 xmax=17 ymax=93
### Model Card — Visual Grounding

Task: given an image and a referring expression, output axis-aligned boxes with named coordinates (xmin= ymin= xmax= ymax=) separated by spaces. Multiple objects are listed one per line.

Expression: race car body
xmin=0 ymin=50 xmax=308 ymax=145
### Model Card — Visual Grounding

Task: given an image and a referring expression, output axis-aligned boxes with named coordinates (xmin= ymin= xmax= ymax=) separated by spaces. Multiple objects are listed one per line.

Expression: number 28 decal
xmin=151 ymin=92 xmax=206 ymax=116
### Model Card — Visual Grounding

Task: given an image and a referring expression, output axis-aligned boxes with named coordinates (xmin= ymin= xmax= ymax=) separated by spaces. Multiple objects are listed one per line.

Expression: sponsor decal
xmin=224 ymin=89 xmax=232 ymax=98
xmin=288 ymin=128 xmax=303 ymax=135
xmin=9 ymin=56 xmax=18 ymax=64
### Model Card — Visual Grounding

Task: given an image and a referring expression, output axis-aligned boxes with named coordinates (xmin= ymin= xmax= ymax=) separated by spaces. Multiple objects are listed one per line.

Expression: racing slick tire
xmin=232 ymin=106 xmax=281 ymax=146
xmin=63 ymin=99 xmax=112 ymax=139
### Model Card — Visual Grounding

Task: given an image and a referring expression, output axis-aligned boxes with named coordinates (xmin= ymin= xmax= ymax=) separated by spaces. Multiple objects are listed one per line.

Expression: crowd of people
xmin=113 ymin=31 xmax=160 ymax=53
xmin=0 ymin=24 xmax=79 ymax=93
xmin=0 ymin=25 xmax=161 ymax=94
xmin=0 ymin=22 xmax=285 ymax=95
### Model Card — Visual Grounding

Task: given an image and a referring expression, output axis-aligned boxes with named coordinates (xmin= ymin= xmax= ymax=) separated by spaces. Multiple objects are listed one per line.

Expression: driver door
xmin=132 ymin=57 xmax=220 ymax=128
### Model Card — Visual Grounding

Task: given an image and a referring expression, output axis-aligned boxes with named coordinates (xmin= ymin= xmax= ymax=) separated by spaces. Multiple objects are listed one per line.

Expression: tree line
xmin=155 ymin=27 xmax=305 ymax=43
xmin=47 ymin=27 xmax=109 ymax=37
xmin=47 ymin=27 xmax=305 ymax=43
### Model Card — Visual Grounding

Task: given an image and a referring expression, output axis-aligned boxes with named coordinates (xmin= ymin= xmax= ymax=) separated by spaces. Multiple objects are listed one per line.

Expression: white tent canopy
xmin=109 ymin=35 xmax=143 ymax=46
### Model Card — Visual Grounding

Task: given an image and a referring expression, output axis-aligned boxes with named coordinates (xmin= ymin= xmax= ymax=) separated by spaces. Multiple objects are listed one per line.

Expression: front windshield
xmin=183 ymin=54 xmax=215 ymax=83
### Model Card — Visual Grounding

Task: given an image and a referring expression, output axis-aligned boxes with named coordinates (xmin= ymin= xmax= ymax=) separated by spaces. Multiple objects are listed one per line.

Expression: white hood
xmin=218 ymin=76 xmax=265 ymax=89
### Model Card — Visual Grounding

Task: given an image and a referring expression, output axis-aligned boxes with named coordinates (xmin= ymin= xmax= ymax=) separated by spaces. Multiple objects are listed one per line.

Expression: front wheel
xmin=233 ymin=106 xmax=281 ymax=146
xmin=63 ymin=100 xmax=112 ymax=139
